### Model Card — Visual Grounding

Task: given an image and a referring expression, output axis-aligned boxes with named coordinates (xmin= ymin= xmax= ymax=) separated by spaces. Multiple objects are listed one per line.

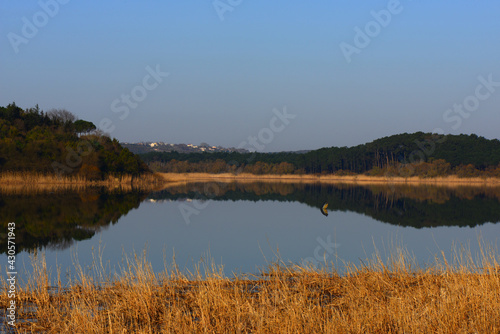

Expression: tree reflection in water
xmin=0 ymin=187 xmax=149 ymax=253
xmin=151 ymin=181 xmax=500 ymax=228
xmin=1 ymin=182 xmax=499 ymax=253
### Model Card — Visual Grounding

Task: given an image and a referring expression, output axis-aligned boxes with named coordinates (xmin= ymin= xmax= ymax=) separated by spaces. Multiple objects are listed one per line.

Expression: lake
xmin=1 ymin=182 xmax=500 ymax=285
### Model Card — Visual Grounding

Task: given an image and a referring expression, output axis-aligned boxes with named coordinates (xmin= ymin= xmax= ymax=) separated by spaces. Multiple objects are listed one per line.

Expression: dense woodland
xmin=0 ymin=103 xmax=149 ymax=179
xmin=141 ymin=132 xmax=500 ymax=178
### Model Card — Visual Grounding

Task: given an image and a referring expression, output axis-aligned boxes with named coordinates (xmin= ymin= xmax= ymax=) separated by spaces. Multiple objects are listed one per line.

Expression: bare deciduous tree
xmin=47 ymin=108 xmax=76 ymax=123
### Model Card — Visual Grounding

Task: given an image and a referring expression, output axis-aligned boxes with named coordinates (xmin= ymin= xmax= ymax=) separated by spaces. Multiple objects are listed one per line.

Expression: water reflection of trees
xmin=152 ymin=182 xmax=500 ymax=228
xmin=0 ymin=188 xmax=148 ymax=253
xmin=2 ymin=183 xmax=499 ymax=253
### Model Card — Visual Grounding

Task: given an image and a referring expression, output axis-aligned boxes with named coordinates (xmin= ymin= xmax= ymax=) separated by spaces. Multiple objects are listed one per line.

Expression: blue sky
xmin=1 ymin=1 xmax=500 ymax=151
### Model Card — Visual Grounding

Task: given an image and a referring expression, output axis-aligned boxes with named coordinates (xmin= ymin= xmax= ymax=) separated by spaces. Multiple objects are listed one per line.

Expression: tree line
xmin=141 ymin=132 xmax=500 ymax=177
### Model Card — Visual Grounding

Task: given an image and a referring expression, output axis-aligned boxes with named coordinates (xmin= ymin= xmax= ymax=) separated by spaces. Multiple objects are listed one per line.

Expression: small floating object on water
xmin=320 ymin=202 xmax=328 ymax=217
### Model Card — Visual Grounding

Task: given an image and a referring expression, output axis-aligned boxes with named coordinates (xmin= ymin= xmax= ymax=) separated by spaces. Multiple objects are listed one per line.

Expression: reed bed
xmin=159 ymin=172 xmax=500 ymax=187
xmin=2 ymin=246 xmax=500 ymax=333
xmin=0 ymin=172 xmax=165 ymax=191
xmin=0 ymin=172 xmax=90 ymax=185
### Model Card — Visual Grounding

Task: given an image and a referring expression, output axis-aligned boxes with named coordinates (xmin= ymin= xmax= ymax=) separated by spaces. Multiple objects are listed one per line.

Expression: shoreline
xmin=159 ymin=172 xmax=500 ymax=186
xmin=2 ymin=171 xmax=500 ymax=189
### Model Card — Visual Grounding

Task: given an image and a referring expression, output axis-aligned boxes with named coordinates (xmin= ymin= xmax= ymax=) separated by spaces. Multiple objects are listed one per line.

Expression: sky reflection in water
xmin=1 ymin=182 xmax=499 ymax=285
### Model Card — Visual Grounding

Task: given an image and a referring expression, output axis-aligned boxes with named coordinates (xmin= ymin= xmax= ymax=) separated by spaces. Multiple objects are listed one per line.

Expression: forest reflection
xmin=0 ymin=187 xmax=149 ymax=253
xmin=152 ymin=182 xmax=500 ymax=228
xmin=2 ymin=182 xmax=499 ymax=253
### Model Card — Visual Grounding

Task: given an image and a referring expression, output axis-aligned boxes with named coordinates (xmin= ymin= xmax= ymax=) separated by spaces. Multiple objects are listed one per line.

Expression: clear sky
xmin=1 ymin=1 xmax=500 ymax=152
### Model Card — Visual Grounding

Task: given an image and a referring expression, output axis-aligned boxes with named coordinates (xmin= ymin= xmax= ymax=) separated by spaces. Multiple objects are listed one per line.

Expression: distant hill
xmin=122 ymin=142 xmax=249 ymax=154
xmin=140 ymin=132 xmax=500 ymax=177
xmin=0 ymin=103 xmax=150 ymax=179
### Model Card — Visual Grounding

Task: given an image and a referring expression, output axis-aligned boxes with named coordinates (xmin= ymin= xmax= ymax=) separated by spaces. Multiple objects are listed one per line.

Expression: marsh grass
xmin=2 ymin=245 xmax=500 ymax=333
xmin=0 ymin=172 xmax=165 ymax=193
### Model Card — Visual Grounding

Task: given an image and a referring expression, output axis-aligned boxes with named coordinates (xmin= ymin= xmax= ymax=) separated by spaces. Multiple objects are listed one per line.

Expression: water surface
xmin=1 ymin=182 xmax=499 ymax=284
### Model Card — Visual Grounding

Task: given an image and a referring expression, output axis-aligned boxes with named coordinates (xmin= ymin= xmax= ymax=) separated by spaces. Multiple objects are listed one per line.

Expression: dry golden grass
xmin=0 ymin=171 xmax=90 ymax=185
xmin=159 ymin=172 xmax=500 ymax=187
xmin=2 ymin=246 xmax=500 ymax=333
xmin=0 ymin=172 xmax=165 ymax=193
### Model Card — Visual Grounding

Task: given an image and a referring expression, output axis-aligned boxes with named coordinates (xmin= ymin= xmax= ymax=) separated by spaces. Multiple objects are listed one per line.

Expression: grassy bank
xmin=2 ymin=247 xmax=500 ymax=333
xmin=159 ymin=172 xmax=500 ymax=186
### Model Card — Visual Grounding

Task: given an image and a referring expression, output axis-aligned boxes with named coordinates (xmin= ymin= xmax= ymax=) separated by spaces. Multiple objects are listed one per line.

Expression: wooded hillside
xmin=0 ymin=103 xmax=149 ymax=179
xmin=141 ymin=132 xmax=500 ymax=177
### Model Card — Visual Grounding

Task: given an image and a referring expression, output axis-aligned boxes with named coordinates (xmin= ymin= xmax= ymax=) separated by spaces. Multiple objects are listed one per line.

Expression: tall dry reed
xmin=0 ymin=172 xmax=165 ymax=192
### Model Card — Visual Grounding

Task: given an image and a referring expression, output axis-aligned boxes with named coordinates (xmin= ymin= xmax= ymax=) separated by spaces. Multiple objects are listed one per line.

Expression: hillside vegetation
xmin=0 ymin=103 xmax=149 ymax=180
xmin=142 ymin=132 xmax=500 ymax=178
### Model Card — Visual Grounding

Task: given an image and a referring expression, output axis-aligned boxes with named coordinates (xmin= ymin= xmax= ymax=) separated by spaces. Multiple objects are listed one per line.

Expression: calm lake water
xmin=1 ymin=182 xmax=500 ymax=285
